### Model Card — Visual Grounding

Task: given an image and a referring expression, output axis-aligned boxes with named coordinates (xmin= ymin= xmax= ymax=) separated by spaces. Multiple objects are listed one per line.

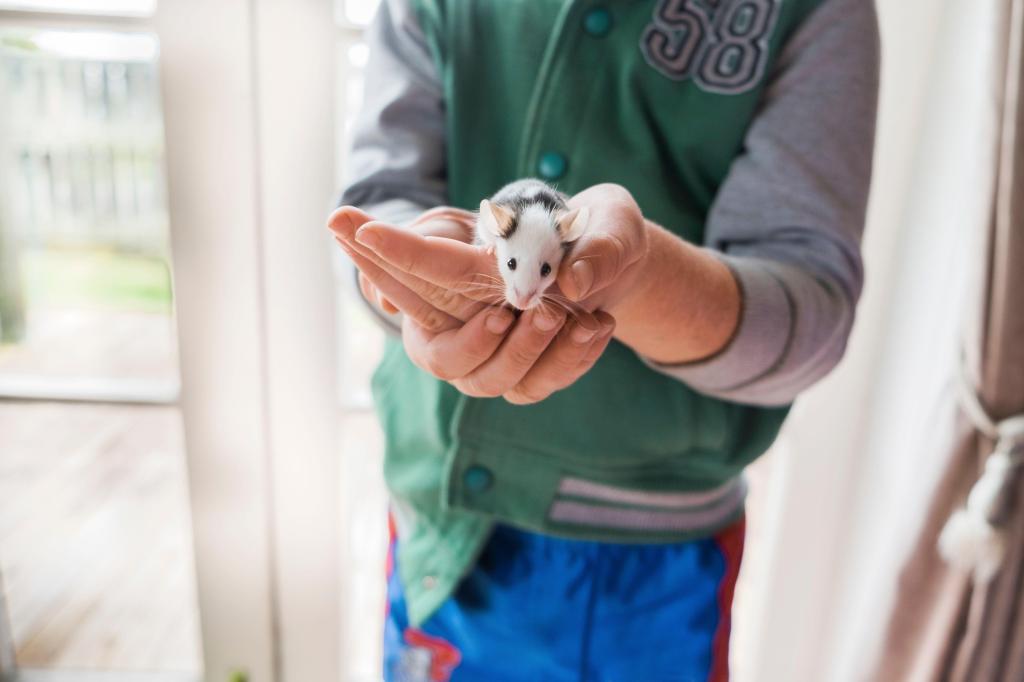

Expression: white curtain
xmin=734 ymin=0 xmax=1006 ymax=679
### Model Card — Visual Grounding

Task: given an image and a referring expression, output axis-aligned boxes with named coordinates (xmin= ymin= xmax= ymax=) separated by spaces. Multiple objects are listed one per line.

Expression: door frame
xmin=0 ymin=1 xmax=342 ymax=680
xmin=157 ymin=0 xmax=341 ymax=680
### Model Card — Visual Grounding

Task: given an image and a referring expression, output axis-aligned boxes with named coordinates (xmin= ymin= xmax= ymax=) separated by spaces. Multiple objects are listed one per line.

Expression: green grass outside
xmin=20 ymin=247 xmax=173 ymax=313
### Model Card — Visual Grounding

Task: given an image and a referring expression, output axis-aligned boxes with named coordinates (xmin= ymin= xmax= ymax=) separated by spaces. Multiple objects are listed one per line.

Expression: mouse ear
xmin=478 ymin=199 xmax=514 ymax=242
xmin=556 ymin=207 xmax=589 ymax=243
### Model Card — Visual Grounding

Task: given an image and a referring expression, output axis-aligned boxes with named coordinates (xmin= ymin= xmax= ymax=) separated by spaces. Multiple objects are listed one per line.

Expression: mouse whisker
xmin=542 ymin=292 xmax=586 ymax=311
xmin=539 ymin=294 xmax=586 ymax=323
xmin=451 ymin=283 xmax=503 ymax=294
xmin=448 ymin=282 xmax=509 ymax=308
xmin=453 ymin=277 xmax=504 ymax=289
xmin=450 ymin=281 xmax=505 ymax=298
xmin=464 ymin=274 xmax=505 ymax=287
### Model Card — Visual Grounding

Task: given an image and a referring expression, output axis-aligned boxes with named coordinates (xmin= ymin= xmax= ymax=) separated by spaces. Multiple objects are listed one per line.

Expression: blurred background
xmin=0 ymin=0 xmax=1021 ymax=681
xmin=0 ymin=1 xmax=385 ymax=679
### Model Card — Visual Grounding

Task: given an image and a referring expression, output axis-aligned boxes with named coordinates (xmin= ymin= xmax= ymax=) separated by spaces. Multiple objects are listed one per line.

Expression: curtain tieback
xmin=937 ymin=362 xmax=1024 ymax=583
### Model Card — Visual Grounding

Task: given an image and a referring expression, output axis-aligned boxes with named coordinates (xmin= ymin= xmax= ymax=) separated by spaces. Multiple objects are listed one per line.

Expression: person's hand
xmin=400 ymin=304 xmax=614 ymax=404
xmin=332 ymin=206 xmax=491 ymax=330
xmin=557 ymin=184 xmax=740 ymax=364
xmin=328 ymin=206 xmax=615 ymax=404
xmin=555 ymin=183 xmax=652 ymax=315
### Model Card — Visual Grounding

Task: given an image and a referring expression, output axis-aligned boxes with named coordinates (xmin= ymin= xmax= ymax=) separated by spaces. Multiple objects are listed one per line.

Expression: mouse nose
xmin=509 ymin=287 xmax=533 ymax=310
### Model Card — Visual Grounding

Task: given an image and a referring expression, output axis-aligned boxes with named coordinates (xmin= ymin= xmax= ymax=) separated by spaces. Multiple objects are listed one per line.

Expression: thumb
xmin=556 ymin=185 xmax=646 ymax=301
xmin=558 ymin=233 xmax=632 ymax=301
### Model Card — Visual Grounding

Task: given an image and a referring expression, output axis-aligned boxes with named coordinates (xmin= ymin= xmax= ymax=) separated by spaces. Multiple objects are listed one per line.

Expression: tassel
xmin=938 ymin=451 xmax=1014 ymax=583
xmin=942 ymin=361 xmax=1024 ymax=583
xmin=938 ymin=508 xmax=1005 ymax=583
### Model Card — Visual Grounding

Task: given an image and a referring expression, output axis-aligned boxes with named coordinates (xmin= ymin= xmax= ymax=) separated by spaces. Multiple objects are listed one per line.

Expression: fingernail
xmin=355 ymin=228 xmax=382 ymax=250
xmin=532 ymin=309 xmax=560 ymax=332
xmin=571 ymin=324 xmax=597 ymax=344
xmin=571 ymin=260 xmax=594 ymax=299
xmin=486 ymin=312 xmax=513 ymax=334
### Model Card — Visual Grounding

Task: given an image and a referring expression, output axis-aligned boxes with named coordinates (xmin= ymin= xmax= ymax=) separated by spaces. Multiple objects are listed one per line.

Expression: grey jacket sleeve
xmin=339 ymin=0 xmax=879 ymax=405
xmin=641 ymin=0 xmax=879 ymax=405
xmin=337 ymin=0 xmax=446 ymax=333
xmin=340 ymin=0 xmax=446 ymax=222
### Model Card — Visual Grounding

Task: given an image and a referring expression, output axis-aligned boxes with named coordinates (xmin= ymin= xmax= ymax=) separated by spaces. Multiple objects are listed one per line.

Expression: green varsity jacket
xmin=372 ymin=0 xmax=825 ymax=625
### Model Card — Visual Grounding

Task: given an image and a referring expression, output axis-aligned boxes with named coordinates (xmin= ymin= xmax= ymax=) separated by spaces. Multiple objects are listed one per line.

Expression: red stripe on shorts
xmin=708 ymin=516 xmax=746 ymax=682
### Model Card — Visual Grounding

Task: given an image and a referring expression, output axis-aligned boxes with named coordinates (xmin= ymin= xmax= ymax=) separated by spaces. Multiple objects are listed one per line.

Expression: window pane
xmin=0 ymin=0 xmax=155 ymax=16
xmin=0 ymin=29 xmax=176 ymax=392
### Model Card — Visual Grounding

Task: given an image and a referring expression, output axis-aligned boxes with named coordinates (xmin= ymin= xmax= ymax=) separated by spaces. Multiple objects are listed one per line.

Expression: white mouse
xmin=475 ymin=179 xmax=589 ymax=310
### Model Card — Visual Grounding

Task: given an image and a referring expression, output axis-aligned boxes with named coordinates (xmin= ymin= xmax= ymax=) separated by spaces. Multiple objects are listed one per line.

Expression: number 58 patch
xmin=641 ymin=0 xmax=781 ymax=95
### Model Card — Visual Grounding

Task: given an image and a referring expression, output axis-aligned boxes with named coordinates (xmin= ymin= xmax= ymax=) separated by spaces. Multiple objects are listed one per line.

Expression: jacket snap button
xmin=537 ymin=151 xmax=567 ymax=181
xmin=583 ymin=7 xmax=612 ymax=37
xmin=422 ymin=575 xmax=437 ymax=590
xmin=463 ymin=465 xmax=493 ymax=492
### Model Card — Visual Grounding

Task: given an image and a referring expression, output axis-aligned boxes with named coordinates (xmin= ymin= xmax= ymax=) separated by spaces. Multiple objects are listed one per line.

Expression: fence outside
xmin=0 ymin=29 xmax=168 ymax=341
xmin=1 ymin=30 xmax=168 ymax=254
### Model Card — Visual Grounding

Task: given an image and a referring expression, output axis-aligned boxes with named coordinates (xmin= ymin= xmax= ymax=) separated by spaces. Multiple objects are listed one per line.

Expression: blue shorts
xmin=384 ymin=518 xmax=745 ymax=682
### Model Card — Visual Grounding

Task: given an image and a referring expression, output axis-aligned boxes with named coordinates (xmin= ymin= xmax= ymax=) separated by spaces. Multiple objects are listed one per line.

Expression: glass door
xmin=0 ymin=3 xmax=202 ymax=678
xmin=1 ymin=1 xmax=342 ymax=680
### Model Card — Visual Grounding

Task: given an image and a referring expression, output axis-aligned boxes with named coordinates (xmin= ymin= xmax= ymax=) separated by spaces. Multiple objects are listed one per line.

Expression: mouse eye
xmin=507 ymin=258 xmax=517 ymax=271
xmin=540 ymin=263 xmax=551 ymax=277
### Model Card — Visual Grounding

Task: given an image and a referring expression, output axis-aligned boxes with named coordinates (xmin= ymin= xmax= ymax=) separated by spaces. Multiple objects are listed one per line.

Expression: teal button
xmin=583 ymin=7 xmax=612 ymax=37
xmin=537 ymin=151 xmax=567 ymax=180
xmin=463 ymin=465 xmax=493 ymax=493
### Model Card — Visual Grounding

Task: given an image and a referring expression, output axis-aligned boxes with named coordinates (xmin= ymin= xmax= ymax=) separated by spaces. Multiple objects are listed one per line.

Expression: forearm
xmin=630 ymin=0 xmax=877 ymax=404
xmin=610 ymin=222 xmax=741 ymax=364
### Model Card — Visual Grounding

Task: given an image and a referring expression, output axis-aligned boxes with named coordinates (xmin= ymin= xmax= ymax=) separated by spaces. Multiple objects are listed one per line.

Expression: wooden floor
xmin=0 ymin=303 xmax=392 ymax=678
xmin=0 ymin=401 xmax=202 ymax=673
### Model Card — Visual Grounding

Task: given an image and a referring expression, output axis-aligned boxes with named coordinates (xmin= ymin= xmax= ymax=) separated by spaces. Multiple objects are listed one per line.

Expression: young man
xmin=331 ymin=0 xmax=878 ymax=679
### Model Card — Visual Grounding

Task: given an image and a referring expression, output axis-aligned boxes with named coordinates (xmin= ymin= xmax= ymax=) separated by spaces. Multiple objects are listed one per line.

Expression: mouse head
xmin=478 ymin=199 xmax=589 ymax=310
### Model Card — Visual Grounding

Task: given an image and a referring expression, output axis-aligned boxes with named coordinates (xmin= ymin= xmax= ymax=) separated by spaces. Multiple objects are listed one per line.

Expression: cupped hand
xmin=327 ymin=205 xmax=616 ymax=404
xmin=402 ymin=304 xmax=614 ymax=404
xmin=329 ymin=206 xmax=491 ymax=331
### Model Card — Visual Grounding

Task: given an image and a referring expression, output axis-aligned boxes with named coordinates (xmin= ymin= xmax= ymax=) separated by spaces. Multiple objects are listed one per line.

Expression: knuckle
xmin=460 ymin=376 xmax=503 ymax=399
xmin=449 ymin=378 xmax=475 ymax=396
xmin=423 ymin=346 xmax=455 ymax=381
xmin=507 ymin=344 xmax=541 ymax=369
xmin=594 ymin=233 xmax=628 ymax=274
xmin=597 ymin=232 xmax=628 ymax=259
xmin=419 ymin=308 xmax=449 ymax=334
xmin=506 ymin=386 xmax=547 ymax=405
xmin=556 ymin=349 xmax=586 ymax=374
xmin=417 ymin=280 xmax=458 ymax=310
xmin=461 ymin=339 xmax=496 ymax=367
xmin=598 ymin=180 xmax=626 ymax=201
xmin=436 ymin=286 xmax=462 ymax=311
xmin=476 ymin=376 xmax=508 ymax=398
xmin=405 ymin=342 xmax=431 ymax=374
